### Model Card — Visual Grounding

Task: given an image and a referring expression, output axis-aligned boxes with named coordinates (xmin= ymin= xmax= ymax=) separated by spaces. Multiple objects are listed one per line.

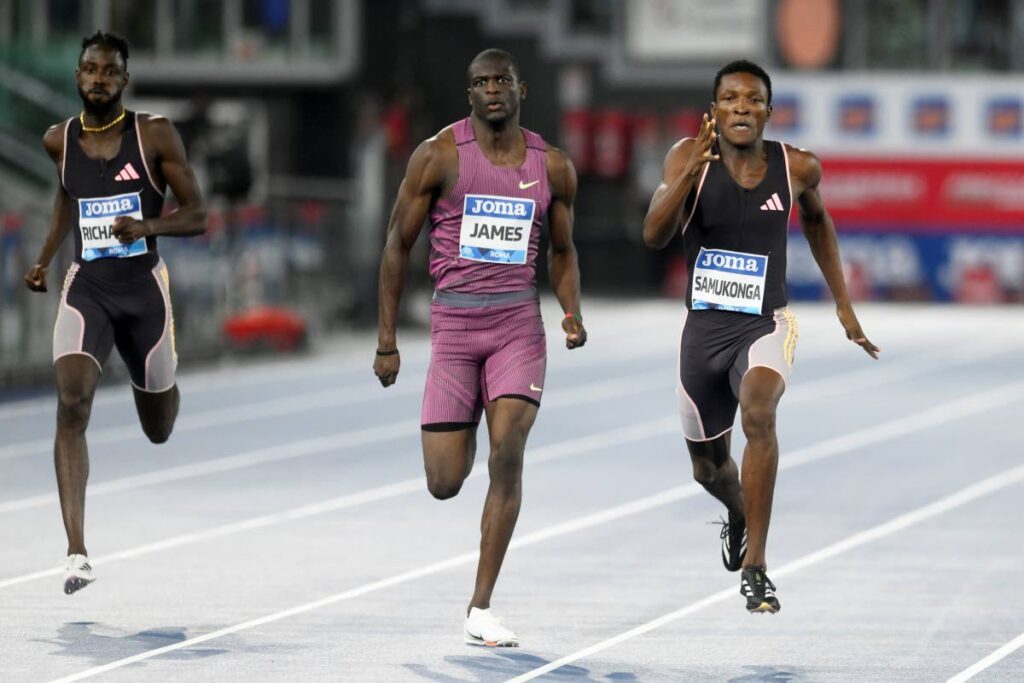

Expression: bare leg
xmin=422 ymin=426 xmax=478 ymax=500
xmin=54 ymin=355 xmax=101 ymax=556
xmin=738 ymin=366 xmax=786 ymax=569
xmin=469 ymin=397 xmax=537 ymax=613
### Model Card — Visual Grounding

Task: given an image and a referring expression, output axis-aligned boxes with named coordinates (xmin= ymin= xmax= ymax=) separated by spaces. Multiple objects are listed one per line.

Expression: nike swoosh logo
xmin=529 ymin=383 xmax=543 ymax=392
xmin=519 ymin=180 xmax=540 ymax=189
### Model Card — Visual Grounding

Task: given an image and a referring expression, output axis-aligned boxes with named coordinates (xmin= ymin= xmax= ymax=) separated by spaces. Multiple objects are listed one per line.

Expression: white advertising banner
xmin=625 ymin=0 xmax=766 ymax=60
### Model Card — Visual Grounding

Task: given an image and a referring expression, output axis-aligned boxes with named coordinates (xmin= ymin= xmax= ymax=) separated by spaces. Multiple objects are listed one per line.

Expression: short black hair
xmin=713 ymin=59 xmax=771 ymax=105
xmin=468 ymin=48 xmax=520 ymax=81
xmin=80 ymin=31 xmax=130 ymax=65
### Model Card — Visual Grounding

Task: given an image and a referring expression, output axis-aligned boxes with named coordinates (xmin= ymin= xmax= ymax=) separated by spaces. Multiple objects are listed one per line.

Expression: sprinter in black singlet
xmin=24 ymin=31 xmax=207 ymax=594
xmin=643 ymin=60 xmax=879 ymax=614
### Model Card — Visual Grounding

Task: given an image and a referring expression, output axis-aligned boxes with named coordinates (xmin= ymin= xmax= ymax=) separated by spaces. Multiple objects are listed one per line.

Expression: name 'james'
xmin=469 ymin=223 xmax=523 ymax=241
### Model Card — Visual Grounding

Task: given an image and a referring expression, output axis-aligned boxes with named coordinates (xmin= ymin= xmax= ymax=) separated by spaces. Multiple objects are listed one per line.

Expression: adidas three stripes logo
xmin=114 ymin=162 xmax=141 ymax=182
xmin=759 ymin=192 xmax=785 ymax=211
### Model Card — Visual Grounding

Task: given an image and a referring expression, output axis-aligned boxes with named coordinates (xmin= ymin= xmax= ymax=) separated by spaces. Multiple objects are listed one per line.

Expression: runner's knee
xmin=426 ymin=472 xmax=464 ymax=500
xmin=488 ymin=436 xmax=525 ymax=485
xmin=57 ymin=389 xmax=92 ymax=432
xmin=741 ymin=404 xmax=776 ymax=443
xmin=691 ymin=457 xmax=721 ymax=486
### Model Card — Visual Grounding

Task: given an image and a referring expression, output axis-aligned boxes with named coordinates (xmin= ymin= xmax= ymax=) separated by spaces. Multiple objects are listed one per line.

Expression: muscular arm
xmin=112 ymin=115 xmax=205 ymax=243
xmin=643 ymin=114 xmax=719 ymax=250
xmin=138 ymin=115 xmax=206 ymax=237
xmin=791 ymin=149 xmax=849 ymax=307
xmin=25 ymin=124 xmax=73 ymax=291
xmin=373 ymin=132 xmax=454 ymax=385
xmin=546 ymin=147 xmax=586 ymax=348
xmin=790 ymin=146 xmax=879 ymax=358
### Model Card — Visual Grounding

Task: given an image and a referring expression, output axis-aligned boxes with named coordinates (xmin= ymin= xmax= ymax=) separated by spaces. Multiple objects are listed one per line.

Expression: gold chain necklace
xmin=80 ymin=108 xmax=125 ymax=133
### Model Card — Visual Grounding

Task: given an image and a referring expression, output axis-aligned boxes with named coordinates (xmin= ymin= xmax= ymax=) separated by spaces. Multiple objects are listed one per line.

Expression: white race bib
xmin=691 ymin=247 xmax=768 ymax=315
xmin=459 ymin=194 xmax=535 ymax=265
xmin=78 ymin=192 xmax=148 ymax=261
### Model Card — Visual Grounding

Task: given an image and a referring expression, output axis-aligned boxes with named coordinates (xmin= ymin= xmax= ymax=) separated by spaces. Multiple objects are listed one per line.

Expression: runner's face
xmin=712 ymin=72 xmax=771 ymax=147
xmin=467 ymin=59 xmax=524 ymax=124
xmin=76 ymin=46 xmax=127 ymax=117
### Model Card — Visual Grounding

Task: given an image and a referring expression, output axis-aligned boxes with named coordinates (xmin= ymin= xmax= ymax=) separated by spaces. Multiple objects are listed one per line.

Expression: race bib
xmin=691 ymin=247 xmax=768 ymax=315
xmin=78 ymin=192 xmax=148 ymax=261
xmin=459 ymin=194 xmax=535 ymax=264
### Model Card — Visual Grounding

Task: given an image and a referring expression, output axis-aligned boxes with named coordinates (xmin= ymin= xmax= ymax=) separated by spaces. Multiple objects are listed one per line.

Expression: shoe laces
xmin=747 ymin=566 xmax=776 ymax=592
xmin=710 ymin=517 xmax=730 ymax=541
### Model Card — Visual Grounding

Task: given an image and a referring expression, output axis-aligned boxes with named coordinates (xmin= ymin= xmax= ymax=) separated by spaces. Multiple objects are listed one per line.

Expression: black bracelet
xmin=375 ymin=348 xmax=399 ymax=356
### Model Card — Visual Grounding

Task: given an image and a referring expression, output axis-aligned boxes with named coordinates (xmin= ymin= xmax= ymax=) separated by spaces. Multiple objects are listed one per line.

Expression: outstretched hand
xmin=562 ymin=314 xmax=587 ymax=350
xmin=837 ymin=304 xmax=880 ymax=359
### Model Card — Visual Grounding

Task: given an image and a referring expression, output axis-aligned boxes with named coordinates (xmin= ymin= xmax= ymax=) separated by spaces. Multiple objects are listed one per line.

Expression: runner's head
xmin=467 ymin=48 xmax=525 ymax=128
xmin=711 ymin=60 xmax=772 ymax=148
xmin=77 ymin=31 xmax=129 ymax=118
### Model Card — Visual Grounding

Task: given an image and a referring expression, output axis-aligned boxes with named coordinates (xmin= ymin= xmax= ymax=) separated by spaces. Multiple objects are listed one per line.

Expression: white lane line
xmin=0 ymin=416 xmax=675 ymax=590
xmin=2 ymin=337 xmax=1014 ymax=508
xmin=0 ymin=336 xmax=682 ymax=461
xmin=0 ymin=369 xmax=668 ymax=513
xmin=8 ymin=374 xmax=1024 ymax=592
xmin=946 ymin=632 xmax=1024 ymax=683
xmin=0 ymin=344 xmax=417 ymax=422
xmin=506 ymin=464 xmax=1024 ymax=683
xmin=0 ymin=381 xmax=420 ymax=461
xmin=0 ymin=320 xmax=981 ymax=455
xmin=47 ymin=459 xmax=1024 ymax=681
xmin=0 ymin=313 xmax=682 ymax=422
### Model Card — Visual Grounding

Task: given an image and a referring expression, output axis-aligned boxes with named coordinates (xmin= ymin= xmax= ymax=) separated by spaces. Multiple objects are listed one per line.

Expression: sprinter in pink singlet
xmin=374 ymin=48 xmax=586 ymax=647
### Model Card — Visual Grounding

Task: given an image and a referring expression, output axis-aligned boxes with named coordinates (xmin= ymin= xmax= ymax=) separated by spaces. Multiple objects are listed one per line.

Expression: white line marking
xmin=0 ymin=416 xmax=675 ymax=590
xmin=0 ymin=370 xmax=667 ymax=512
xmin=48 ymin=461 xmax=1024 ymax=681
xmin=946 ymin=632 xmax=1024 ymax=683
xmin=0 ymin=312 xmax=686 ymax=422
xmin=5 ymin=372 xmax=1023 ymax=588
xmin=506 ymin=464 xmax=1024 ymax=682
xmin=5 ymin=336 xmax=1009 ymax=505
xmin=0 ymin=337 xmax=683 ymax=461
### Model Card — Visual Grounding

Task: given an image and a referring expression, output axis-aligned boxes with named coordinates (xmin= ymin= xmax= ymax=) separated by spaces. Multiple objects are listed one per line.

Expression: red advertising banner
xmin=818 ymin=158 xmax=1024 ymax=232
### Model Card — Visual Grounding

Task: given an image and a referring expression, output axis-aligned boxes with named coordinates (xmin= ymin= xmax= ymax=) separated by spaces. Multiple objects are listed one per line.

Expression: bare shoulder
xmin=545 ymin=144 xmax=577 ymax=197
xmin=406 ymin=126 xmax=457 ymax=190
xmin=544 ymin=143 xmax=574 ymax=176
xmin=42 ymin=119 xmax=70 ymax=161
xmin=416 ymin=125 xmax=457 ymax=167
xmin=135 ymin=111 xmax=178 ymax=141
xmin=784 ymin=143 xmax=822 ymax=186
xmin=668 ymin=137 xmax=698 ymax=161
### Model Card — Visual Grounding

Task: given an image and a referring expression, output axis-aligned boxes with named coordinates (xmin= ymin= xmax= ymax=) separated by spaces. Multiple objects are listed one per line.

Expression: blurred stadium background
xmin=1 ymin=0 xmax=1022 ymax=390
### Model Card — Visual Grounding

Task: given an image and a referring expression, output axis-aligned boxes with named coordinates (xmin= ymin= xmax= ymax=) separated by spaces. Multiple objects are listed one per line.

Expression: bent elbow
xmin=642 ymin=223 xmax=666 ymax=250
xmin=194 ymin=208 xmax=209 ymax=236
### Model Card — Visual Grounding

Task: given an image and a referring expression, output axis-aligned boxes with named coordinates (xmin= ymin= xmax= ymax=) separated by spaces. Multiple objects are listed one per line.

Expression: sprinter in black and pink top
xmin=24 ymin=31 xmax=207 ymax=596
xmin=644 ymin=60 xmax=879 ymax=614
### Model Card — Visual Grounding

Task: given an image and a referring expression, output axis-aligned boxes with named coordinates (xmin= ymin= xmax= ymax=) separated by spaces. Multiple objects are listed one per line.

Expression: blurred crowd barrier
xmin=0 ymin=193 xmax=366 ymax=386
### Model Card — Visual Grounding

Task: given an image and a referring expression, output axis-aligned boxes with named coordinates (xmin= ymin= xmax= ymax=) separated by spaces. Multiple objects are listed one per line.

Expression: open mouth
xmin=731 ymin=122 xmax=753 ymax=131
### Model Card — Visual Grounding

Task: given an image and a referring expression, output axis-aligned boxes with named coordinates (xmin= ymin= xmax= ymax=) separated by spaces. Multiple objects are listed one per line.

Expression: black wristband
xmin=375 ymin=348 xmax=399 ymax=356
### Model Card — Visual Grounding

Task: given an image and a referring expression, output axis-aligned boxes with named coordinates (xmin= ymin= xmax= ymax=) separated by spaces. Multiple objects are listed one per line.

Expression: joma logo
xmin=469 ymin=198 xmax=528 ymax=217
xmin=698 ymin=251 xmax=761 ymax=272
